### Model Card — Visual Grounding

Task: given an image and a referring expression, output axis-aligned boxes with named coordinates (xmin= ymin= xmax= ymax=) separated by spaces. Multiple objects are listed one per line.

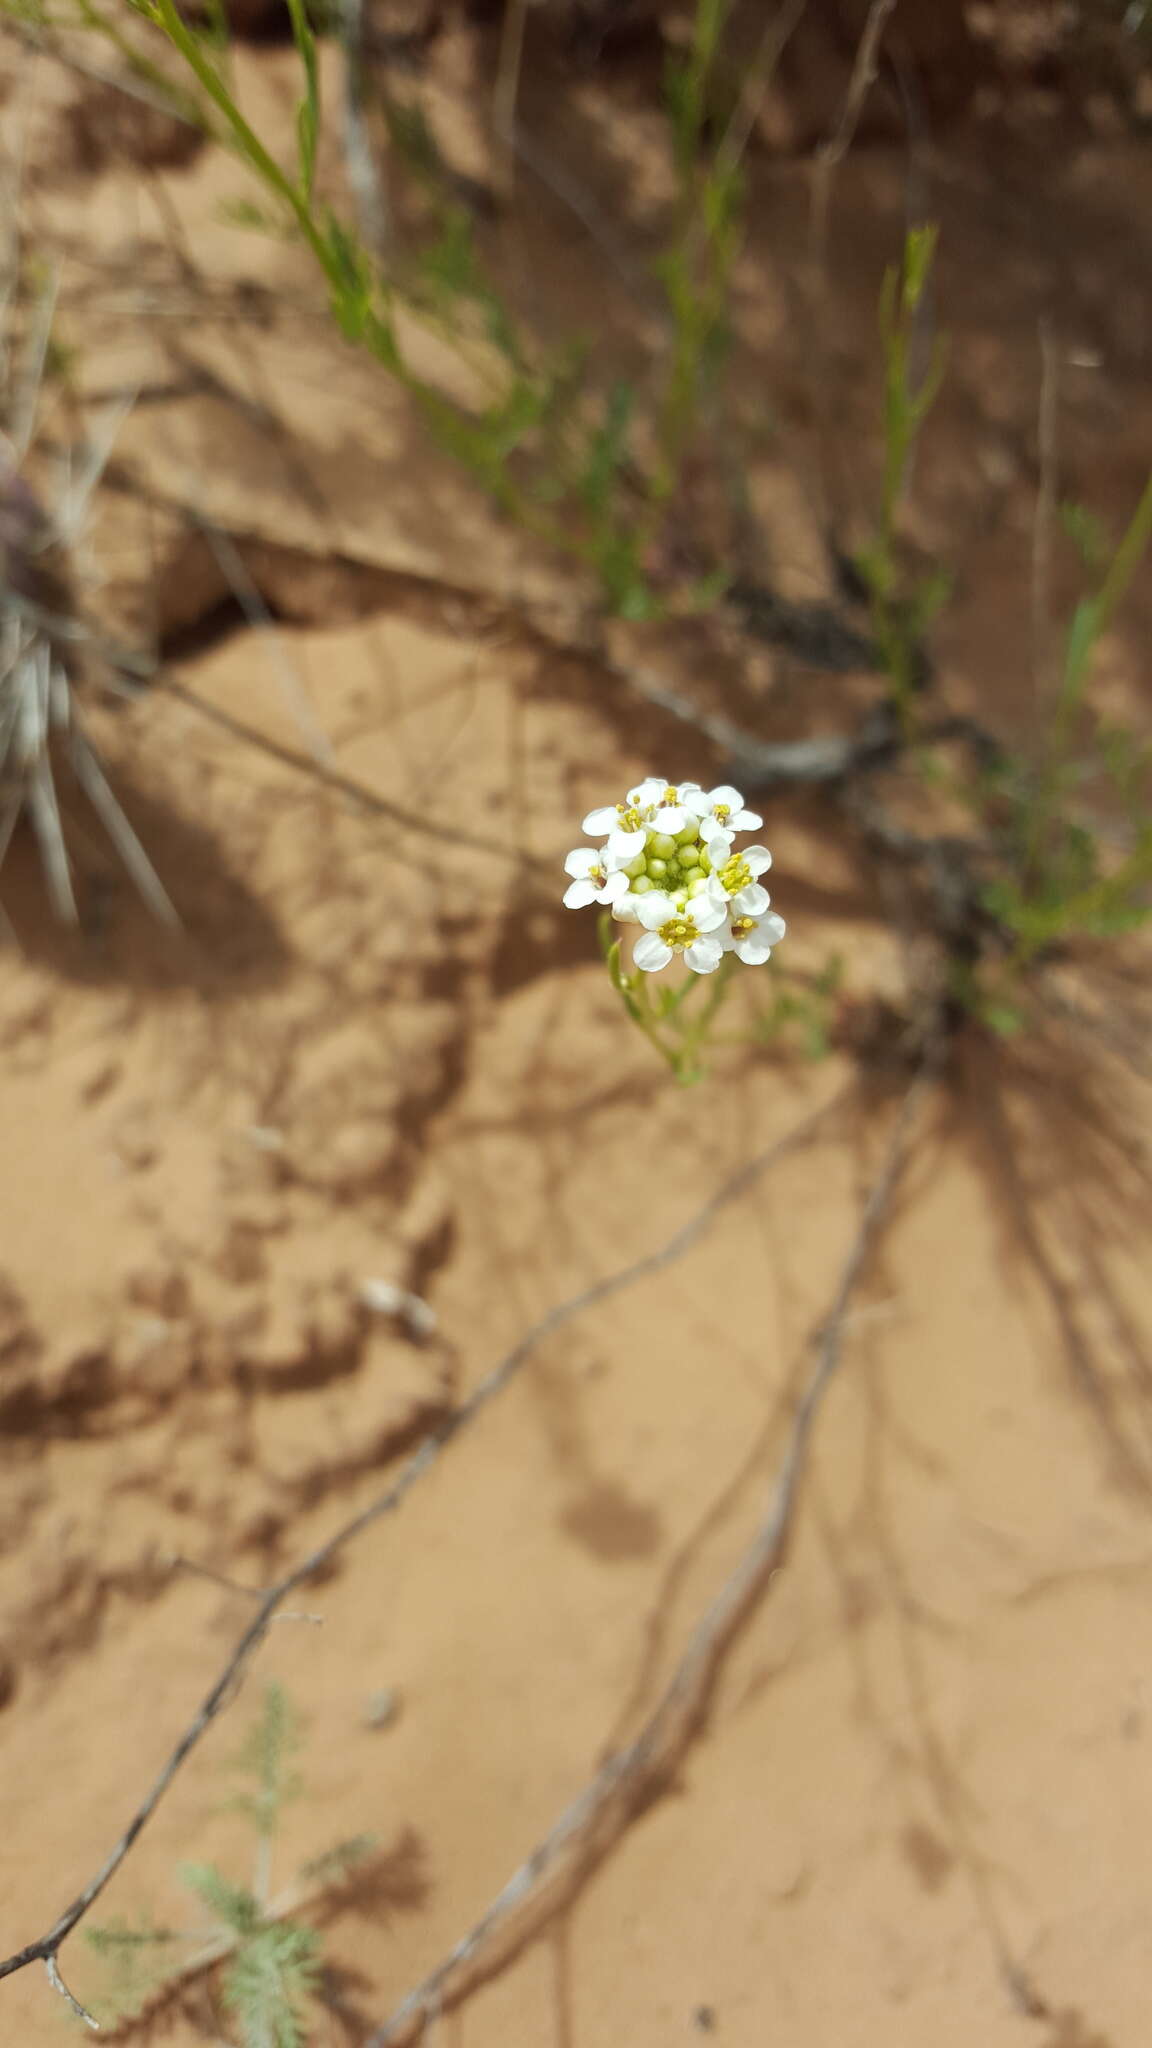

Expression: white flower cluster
xmin=563 ymin=777 xmax=786 ymax=975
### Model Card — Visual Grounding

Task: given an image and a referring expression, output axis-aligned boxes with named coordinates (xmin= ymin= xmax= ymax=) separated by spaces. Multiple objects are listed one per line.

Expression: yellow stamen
xmin=719 ymin=854 xmax=752 ymax=894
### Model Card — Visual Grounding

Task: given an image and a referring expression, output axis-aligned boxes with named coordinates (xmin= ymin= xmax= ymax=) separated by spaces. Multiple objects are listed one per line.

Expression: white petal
xmin=563 ymin=878 xmax=598 ymax=908
xmin=703 ymin=828 xmax=734 ymax=860
xmin=634 ymin=933 xmax=673 ymax=972
xmin=734 ymin=932 xmax=774 ymax=964
xmin=709 ymin=784 xmax=745 ymax=811
xmin=607 ymin=827 xmax=647 ymax=861
xmin=564 ymin=846 xmax=599 ymax=879
xmin=691 ymin=894 xmax=727 ymax=933
xmin=600 ymin=871 xmax=631 ymax=904
xmin=629 ymin=777 xmax=666 ymax=809
xmin=685 ymin=935 xmax=723 ymax=973
xmin=760 ymin=911 xmax=786 ymax=943
xmin=582 ymin=805 xmax=619 ymax=837
xmin=733 ymin=882 xmax=770 ymax=916
xmin=743 ymin=845 xmax=773 ymax=875
xmin=612 ymin=893 xmax=643 ymax=923
xmin=733 ymin=807 xmax=763 ymax=831
xmin=652 ymin=804 xmax=689 ymax=834
xmin=636 ymin=892 xmax=675 ymax=930
xmin=685 ymin=790 xmax=712 ymax=819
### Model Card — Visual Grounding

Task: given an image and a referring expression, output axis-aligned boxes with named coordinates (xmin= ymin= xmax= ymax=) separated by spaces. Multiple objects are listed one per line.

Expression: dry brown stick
xmin=0 ymin=1090 xmax=844 ymax=2023
xmin=364 ymin=1064 xmax=933 ymax=2048
xmin=491 ymin=0 xmax=529 ymax=196
xmin=807 ymin=0 xmax=900 ymax=532
xmin=339 ymin=0 xmax=388 ymax=256
xmin=712 ymin=0 xmax=810 ymax=180
xmin=1031 ymin=318 xmax=1059 ymax=730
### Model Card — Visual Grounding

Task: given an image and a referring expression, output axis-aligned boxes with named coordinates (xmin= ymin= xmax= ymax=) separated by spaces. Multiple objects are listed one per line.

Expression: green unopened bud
xmin=631 ymin=875 xmax=654 ymax=894
xmin=676 ymin=824 xmax=700 ymax=846
xmin=647 ymin=857 xmax=668 ymax=879
xmin=626 ymin=853 xmax=647 ymax=879
xmin=663 ymin=860 xmax=682 ymax=884
xmin=689 ymin=874 xmax=711 ymax=897
xmin=698 ymin=848 xmax=712 ymax=874
xmin=679 ymin=843 xmax=701 ymax=867
xmin=650 ymin=833 xmax=678 ymax=859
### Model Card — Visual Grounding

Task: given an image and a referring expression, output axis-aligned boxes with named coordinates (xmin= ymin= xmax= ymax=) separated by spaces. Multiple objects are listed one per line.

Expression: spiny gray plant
xmin=0 ymin=164 xmax=176 ymax=929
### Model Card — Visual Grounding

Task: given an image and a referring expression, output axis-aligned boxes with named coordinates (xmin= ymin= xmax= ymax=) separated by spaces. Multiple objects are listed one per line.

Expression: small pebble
xmin=359 ymin=1278 xmax=438 ymax=1339
xmin=364 ymin=1686 xmax=401 ymax=1730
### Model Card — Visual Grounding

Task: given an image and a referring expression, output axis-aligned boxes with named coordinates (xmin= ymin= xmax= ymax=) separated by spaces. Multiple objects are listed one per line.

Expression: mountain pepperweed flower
xmin=686 ymin=783 xmax=763 ymax=837
xmin=581 ymin=800 xmax=649 ymax=862
xmin=633 ymin=889 xmax=727 ymax=974
xmin=563 ymin=846 xmax=631 ymax=909
xmin=713 ymin=843 xmax=773 ymax=916
xmin=722 ymin=907 xmax=787 ymax=965
xmin=582 ymin=777 xmax=700 ymax=857
xmin=565 ymin=775 xmax=783 ymax=974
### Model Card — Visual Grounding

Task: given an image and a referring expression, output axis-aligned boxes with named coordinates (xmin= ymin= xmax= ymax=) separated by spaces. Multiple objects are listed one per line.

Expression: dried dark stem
xmin=339 ymin=0 xmax=388 ymax=254
xmin=45 ymin=1952 xmax=99 ymax=2031
xmin=807 ymin=0 xmax=900 ymax=528
xmin=364 ymin=1062 xmax=934 ymax=2046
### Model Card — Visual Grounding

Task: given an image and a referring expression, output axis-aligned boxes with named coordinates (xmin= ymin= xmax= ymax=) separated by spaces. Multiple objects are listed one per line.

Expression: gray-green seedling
xmin=84 ymin=1681 xmax=377 ymax=2044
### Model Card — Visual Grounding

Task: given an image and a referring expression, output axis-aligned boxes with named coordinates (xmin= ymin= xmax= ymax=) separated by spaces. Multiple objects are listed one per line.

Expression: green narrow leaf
xmin=1061 ymin=595 xmax=1100 ymax=708
xmin=605 ymin=939 xmax=629 ymax=994
xmin=284 ymin=0 xmax=319 ymax=199
xmin=180 ymin=1862 xmax=261 ymax=1936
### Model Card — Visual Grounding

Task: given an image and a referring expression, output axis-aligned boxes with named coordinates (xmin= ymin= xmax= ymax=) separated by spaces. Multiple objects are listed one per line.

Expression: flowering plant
xmin=563 ymin=777 xmax=785 ymax=1080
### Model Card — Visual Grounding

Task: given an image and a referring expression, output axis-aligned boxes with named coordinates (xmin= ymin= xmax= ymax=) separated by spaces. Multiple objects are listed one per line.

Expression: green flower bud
xmin=689 ymin=874 xmax=711 ymax=897
xmin=647 ymin=857 xmax=668 ymax=879
xmin=626 ymin=853 xmax=647 ymax=879
xmin=650 ymin=833 xmax=678 ymax=859
xmin=698 ymin=847 xmax=712 ymax=873
xmin=675 ymin=824 xmax=699 ymax=846
xmin=631 ymin=875 xmax=654 ymax=894
xmin=679 ymin=843 xmax=701 ymax=867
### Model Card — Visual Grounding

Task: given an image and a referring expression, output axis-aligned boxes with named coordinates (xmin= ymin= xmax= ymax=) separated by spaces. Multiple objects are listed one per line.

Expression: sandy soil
xmin=2 ymin=12 xmax=1152 ymax=2048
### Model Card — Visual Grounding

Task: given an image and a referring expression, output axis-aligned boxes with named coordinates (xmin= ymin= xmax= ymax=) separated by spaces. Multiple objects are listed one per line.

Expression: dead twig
xmin=0 ymin=1089 xmax=842 ymax=2014
xmin=339 ymin=0 xmax=388 ymax=254
xmin=1031 ymin=318 xmax=1059 ymax=728
xmin=807 ymin=0 xmax=899 ymax=531
xmin=365 ymin=1063 xmax=935 ymax=2046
